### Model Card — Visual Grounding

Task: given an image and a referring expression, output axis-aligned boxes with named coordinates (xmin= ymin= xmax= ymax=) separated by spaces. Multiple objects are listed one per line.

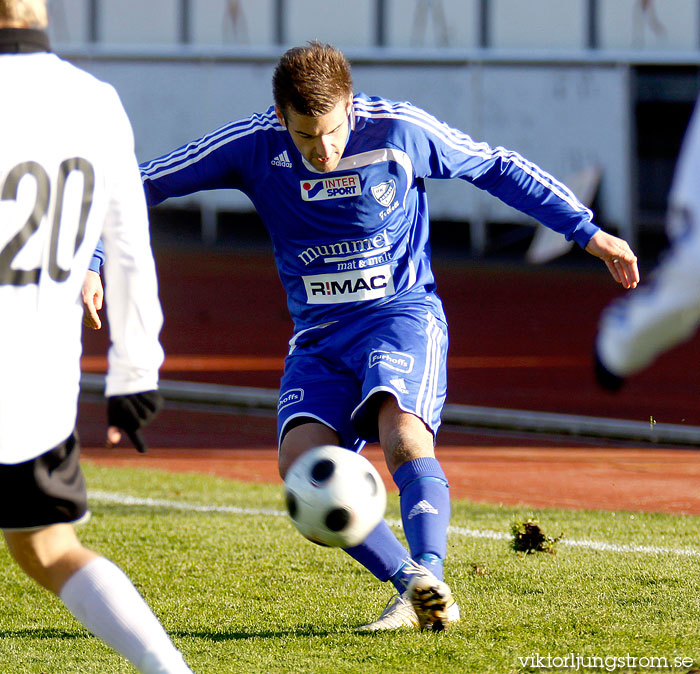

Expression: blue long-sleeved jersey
xmin=141 ymin=93 xmax=599 ymax=334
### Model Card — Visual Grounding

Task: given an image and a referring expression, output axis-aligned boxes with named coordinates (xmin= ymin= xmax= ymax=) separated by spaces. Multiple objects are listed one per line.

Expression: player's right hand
xmin=82 ymin=270 xmax=104 ymax=330
xmin=106 ymin=391 xmax=164 ymax=453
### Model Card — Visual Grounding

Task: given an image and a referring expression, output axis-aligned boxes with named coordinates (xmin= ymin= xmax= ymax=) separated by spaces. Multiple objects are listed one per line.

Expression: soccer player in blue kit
xmin=91 ymin=41 xmax=639 ymax=631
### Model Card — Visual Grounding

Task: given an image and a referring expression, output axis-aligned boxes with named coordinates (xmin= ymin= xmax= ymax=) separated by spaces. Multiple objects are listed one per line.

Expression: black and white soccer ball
xmin=284 ymin=445 xmax=387 ymax=548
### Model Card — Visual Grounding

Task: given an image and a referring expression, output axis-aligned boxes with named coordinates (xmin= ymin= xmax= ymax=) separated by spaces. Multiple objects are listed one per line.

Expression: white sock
xmin=59 ymin=557 xmax=194 ymax=674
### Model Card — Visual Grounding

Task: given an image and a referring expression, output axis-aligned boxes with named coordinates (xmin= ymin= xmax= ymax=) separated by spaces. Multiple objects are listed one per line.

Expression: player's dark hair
xmin=273 ymin=40 xmax=353 ymax=117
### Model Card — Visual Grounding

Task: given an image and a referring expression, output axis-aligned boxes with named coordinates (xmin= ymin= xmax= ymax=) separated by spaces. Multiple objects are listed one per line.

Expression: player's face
xmin=277 ymin=97 xmax=352 ymax=173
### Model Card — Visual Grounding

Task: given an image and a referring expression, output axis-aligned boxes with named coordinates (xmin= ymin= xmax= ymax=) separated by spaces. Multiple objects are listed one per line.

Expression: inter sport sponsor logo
xmin=278 ymin=388 xmax=304 ymax=410
xmin=302 ymin=264 xmax=395 ymax=304
xmin=300 ymin=174 xmax=361 ymax=201
xmin=368 ymin=350 xmax=414 ymax=373
xmin=271 ymin=150 xmax=292 ymax=168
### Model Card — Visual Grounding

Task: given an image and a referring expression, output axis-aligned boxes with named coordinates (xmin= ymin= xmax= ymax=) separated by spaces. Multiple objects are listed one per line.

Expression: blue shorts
xmin=277 ymin=299 xmax=448 ymax=450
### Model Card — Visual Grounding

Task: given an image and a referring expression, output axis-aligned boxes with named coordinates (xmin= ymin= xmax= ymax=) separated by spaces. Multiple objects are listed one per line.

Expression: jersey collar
xmin=0 ymin=28 xmax=50 ymax=54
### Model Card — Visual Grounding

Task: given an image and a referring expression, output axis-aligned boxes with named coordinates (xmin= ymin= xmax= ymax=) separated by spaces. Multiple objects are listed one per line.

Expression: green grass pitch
xmin=1 ymin=462 xmax=698 ymax=673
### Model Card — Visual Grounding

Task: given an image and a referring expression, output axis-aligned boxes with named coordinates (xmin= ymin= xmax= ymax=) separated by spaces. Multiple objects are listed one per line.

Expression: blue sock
xmin=393 ymin=457 xmax=450 ymax=581
xmin=343 ymin=519 xmax=411 ymax=588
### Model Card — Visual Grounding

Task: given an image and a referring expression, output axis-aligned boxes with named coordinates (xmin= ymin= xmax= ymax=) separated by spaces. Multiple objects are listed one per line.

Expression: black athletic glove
xmin=107 ymin=390 xmax=164 ymax=453
xmin=594 ymin=350 xmax=625 ymax=392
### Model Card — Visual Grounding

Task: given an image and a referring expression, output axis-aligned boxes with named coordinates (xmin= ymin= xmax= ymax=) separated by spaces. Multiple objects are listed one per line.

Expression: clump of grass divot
xmin=470 ymin=562 xmax=489 ymax=576
xmin=511 ymin=518 xmax=563 ymax=555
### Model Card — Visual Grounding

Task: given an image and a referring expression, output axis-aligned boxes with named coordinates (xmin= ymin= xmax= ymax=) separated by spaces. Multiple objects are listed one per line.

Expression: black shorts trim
xmin=0 ymin=433 xmax=88 ymax=530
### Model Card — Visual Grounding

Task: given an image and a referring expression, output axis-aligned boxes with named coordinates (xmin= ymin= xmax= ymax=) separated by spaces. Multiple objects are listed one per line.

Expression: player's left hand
xmin=82 ymin=270 xmax=104 ymax=330
xmin=585 ymin=230 xmax=640 ymax=290
xmin=106 ymin=391 xmax=164 ymax=453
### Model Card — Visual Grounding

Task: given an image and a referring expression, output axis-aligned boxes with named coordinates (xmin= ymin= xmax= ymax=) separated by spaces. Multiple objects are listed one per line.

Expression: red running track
xmin=79 ymin=248 xmax=700 ymax=515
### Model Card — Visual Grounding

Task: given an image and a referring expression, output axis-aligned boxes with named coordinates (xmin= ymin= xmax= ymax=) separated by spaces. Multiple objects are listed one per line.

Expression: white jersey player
xmin=596 ymin=98 xmax=700 ymax=388
xmin=0 ymin=3 xmax=194 ymax=672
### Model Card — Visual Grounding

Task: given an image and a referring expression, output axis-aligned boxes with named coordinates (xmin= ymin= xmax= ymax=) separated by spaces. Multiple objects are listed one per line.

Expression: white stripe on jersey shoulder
xmin=142 ymin=109 xmax=284 ymax=180
xmin=356 ymin=98 xmax=496 ymax=158
xmin=142 ymin=109 xmax=279 ymax=173
xmin=354 ymin=98 xmax=591 ymax=216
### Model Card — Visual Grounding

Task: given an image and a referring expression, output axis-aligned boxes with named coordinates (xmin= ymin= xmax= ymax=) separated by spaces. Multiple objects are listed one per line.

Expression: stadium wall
xmin=61 ymin=49 xmax=638 ymax=245
xmin=49 ymin=1 xmax=700 ymax=251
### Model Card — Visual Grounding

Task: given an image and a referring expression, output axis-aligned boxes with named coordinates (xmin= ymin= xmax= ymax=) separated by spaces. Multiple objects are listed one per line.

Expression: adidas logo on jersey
xmin=271 ymin=150 xmax=293 ymax=168
xmin=407 ymin=499 xmax=439 ymax=520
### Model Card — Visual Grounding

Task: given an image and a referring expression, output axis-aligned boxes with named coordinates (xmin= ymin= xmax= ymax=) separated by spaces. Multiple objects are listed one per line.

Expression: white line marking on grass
xmin=89 ymin=491 xmax=700 ymax=558
xmin=446 ymin=523 xmax=700 ymax=557
xmin=90 ymin=491 xmax=285 ymax=517
xmin=559 ymin=537 xmax=700 ymax=557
